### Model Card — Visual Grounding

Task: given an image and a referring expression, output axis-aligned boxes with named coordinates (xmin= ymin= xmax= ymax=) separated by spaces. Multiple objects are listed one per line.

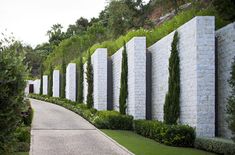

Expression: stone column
xmin=91 ymin=48 xmax=108 ymax=110
xmin=34 ymin=79 xmax=41 ymax=94
xmin=66 ymin=63 xmax=76 ymax=101
xmin=43 ymin=75 xmax=48 ymax=95
xmin=53 ymin=70 xmax=60 ymax=97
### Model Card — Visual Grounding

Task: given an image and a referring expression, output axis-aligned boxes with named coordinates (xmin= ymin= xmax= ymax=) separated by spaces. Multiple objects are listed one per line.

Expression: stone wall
xmin=148 ymin=16 xmax=215 ymax=137
xmin=43 ymin=75 xmax=48 ymax=95
xmin=216 ymin=22 xmax=235 ymax=139
xmin=111 ymin=37 xmax=146 ymax=119
xmin=66 ymin=63 xmax=76 ymax=101
xmin=53 ymin=70 xmax=60 ymax=97
xmin=83 ymin=63 xmax=87 ymax=104
xmin=34 ymin=79 xmax=41 ymax=94
xmin=91 ymin=48 xmax=108 ymax=110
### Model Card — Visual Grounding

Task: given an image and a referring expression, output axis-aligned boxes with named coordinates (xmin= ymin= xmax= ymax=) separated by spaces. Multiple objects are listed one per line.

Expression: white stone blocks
xmin=83 ymin=63 xmax=87 ymax=104
xmin=43 ymin=75 xmax=48 ymax=95
xmin=216 ymin=22 xmax=235 ymax=138
xmin=91 ymin=48 xmax=108 ymax=110
xmin=66 ymin=63 xmax=76 ymax=101
xmin=148 ymin=16 xmax=215 ymax=137
xmin=53 ymin=70 xmax=60 ymax=97
xmin=33 ymin=79 xmax=41 ymax=94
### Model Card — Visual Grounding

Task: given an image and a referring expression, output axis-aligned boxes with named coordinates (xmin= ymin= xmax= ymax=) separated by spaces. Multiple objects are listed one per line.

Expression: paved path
xmin=30 ymin=99 xmax=132 ymax=155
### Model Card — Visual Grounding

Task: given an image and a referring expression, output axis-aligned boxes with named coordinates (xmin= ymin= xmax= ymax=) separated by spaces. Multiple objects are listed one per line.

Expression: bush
xmin=92 ymin=111 xmax=133 ymax=130
xmin=22 ymin=100 xmax=33 ymax=126
xmin=14 ymin=126 xmax=31 ymax=152
xmin=194 ymin=137 xmax=235 ymax=155
xmin=134 ymin=120 xmax=195 ymax=147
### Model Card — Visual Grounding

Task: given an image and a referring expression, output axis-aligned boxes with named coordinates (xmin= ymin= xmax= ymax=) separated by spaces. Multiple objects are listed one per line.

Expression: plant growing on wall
xmin=77 ymin=56 xmax=84 ymax=103
xmin=119 ymin=41 xmax=128 ymax=115
xmin=86 ymin=50 xmax=93 ymax=108
xmin=48 ymin=65 xmax=53 ymax=96
xmin=60 ymin=54 xmax=66 ymax=98
xmin=40 ymin=64 xmax=43 ymax=95
xmin=227 ymin=56 xmax=235 ymax=142
xmin=164 ymin=31 xmax=180 ymax=125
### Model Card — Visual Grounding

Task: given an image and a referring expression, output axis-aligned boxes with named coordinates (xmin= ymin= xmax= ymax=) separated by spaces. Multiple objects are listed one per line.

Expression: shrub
xmin=48 ymin=65 xmax=53 ymax=97
xmin=22 ymin=99 xmax=33 ymax=126
xmin=60 ymin=54 xmax=66 ymax=98
xmin=86 ymin=50 xmax=94 ymax=108
xmin=133 ymin=120 xmax=195 ymax=147
xmin=119 ymin=42 xmax=128 ymax=114
xmin=194 ymin=137 xmax=235 ymax=155
xmin=77 ymin=56 xmax=84 ymax=103
xmin=92 ymin=111 xmax=133 ymax=130
xmin=40 ymin=64 xmax=43 ymax=95
xmin=13 ymin=126 xmax=31 ymax=152
xmin=164 ymin=31 xmax=180 ymax=125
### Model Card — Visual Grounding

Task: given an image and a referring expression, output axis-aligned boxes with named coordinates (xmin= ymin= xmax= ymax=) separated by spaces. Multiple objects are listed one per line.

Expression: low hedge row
xmin=194 ymin=137 xmax=235 ymax=155
xmin=134 ymin=120 xmax=195 ymax=147
xmin=29 ymin=94 xmax=133 ymax=130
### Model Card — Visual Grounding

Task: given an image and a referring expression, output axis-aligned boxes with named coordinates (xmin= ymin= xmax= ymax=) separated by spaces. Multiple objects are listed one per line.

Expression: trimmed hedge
xmin=29 ymin=94 xmax=133 ymax=130
xmin=194 ymin=137 xmax=235 ymax=155
xmin=133 ymin=120 xmax=195 ymax=147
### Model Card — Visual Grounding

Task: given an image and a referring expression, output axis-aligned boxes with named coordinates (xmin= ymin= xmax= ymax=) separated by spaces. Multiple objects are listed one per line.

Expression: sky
xmin=0 ymin=0 xmax=149 ymax=47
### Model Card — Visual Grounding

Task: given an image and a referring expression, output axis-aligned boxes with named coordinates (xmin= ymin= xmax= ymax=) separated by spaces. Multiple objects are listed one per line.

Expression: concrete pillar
xmin=43 ymin=75 xmax=48 ymax=95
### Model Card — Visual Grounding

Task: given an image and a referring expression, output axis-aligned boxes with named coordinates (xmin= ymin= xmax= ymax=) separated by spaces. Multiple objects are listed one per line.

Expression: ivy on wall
xmin=60 ymin=54 xmax=66 ymax=98
xmin=77 ymin=56 xmax=84 ymax=103
xmin=48 ymin=65 xmax=53 ymax=96
xmin=164 ymin=31 xmax=180 ymax=125
xmin=86 ymin=50 xmax=94 ymax=108
xmin=227 ymin=56 xmax=235 ymax=142
xmin=119 ymin=42 xmax=128 ymax=115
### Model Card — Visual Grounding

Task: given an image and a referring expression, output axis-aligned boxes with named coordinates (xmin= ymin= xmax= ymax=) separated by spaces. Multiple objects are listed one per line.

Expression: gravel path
xmin=29 ymin=99 xmax=133 ymax=155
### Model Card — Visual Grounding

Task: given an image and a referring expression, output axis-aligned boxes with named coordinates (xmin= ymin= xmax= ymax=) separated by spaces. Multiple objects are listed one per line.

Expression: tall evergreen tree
xmin=227 ymin=57 xmax=235 ymax=142
xmin=119 ymin=41 xmax=128 ymax=115
xmin=39 ymin=64 xmax=43 ymax=95
xmin=48 ymin=65 xmax=53 ymax=96
xmin=60 ymin=54 xmax=66 ymax=98
xmin=77 ymin=56 xmax=84 ymax=103
xmin=164 ymin=31 xmax=180 ymax=125
xmin=86 ymin=50 xmax=93 ymax=108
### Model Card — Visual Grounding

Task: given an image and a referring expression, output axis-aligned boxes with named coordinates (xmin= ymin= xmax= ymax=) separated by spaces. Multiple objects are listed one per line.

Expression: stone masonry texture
xmin=66 ymin=63 xmax=76 ymax=101
xmin=91 ymin=48 xmax=108 ymax=110
xmin=216 ymin=22 xmax=235 ymax=139
xmin=43 ymin=75 xmax=48 ymax=95
xmin=53 ymin=70 xmax=60 ymax=97
xmin=148 ymin=16 xmax=215 ymax=137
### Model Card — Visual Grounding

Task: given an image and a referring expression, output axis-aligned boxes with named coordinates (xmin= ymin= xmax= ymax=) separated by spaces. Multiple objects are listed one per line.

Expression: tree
xmin=86 ymin=50 xmax=93 ymax=108
xmin=227 ymin=56 xmax=235 ymax=142
xmin=0 ymin=39 xmax=27 ymax=153
xmin=213 ymin=0 xmax=235 ymax=21
xmin=48 ymin=65 xmax=53 ymax=97
xmin=119 ymin=42 xmax=128 ymax=114
xmin=47 ymin=24 xmax=66 ymax=47
xmin=39 ymin=64 xmax=43 ymax=95
xmin=60 ymin=54 xmax=66 ymax=98
xmin=164 ymin=31 xmax=180 ymax=125
xmin=77 ymin=56 xmax=84 ymax=103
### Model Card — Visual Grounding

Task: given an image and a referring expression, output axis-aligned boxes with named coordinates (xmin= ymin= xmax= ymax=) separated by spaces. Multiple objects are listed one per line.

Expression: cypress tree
xmin=60 ymin=54 xmax=66 ymax=98
xmin=227 ymin=57 xmax=235 ymax=142
xmin=164 ymin=31 xmax=180 ymax=125
xmin=119 ymin=41 xmax=128 ymax=115
xmin=86 ymin=50 xmax=93 ymax=109
xmin=48 ymin=65 xmax=53 ymax=96
xmin=39 ymin=64 xmax=43 ymax=95
xmin=77 ymin=56 xmax=84 ymax=103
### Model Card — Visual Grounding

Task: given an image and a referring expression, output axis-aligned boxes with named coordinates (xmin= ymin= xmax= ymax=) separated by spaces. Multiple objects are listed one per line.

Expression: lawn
xmin=102 ymin=130 xmax=215 ymax=155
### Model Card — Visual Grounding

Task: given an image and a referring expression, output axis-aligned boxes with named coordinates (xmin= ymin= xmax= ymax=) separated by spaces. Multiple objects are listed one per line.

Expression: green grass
xmin=14 ymin=152 xmax=28 ymax=155
xmin=102 ymin=130 xmax=215 ymax=155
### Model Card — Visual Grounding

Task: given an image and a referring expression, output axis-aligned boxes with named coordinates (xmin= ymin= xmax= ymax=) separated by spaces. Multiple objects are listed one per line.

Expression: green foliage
xmin=164 ymin=31 xmax=180 ymax=125
xmin=119 ymin=42 xmax=128 ymax=114
xmin=0 ymin=40 xmax=27 ymax=154
xmin=92 ymin=111 xmax=133 ymax=130
xmin=14 ymin=126 xmax=30 ymax=152
xmin=194 ymin=137 xmax=235 ymax=155
xmin=21 ymin=99 xmax=33 ymax=126
xmin=227 ymin=57 xmax=235 ymax=142
xmin=39 ymin=64 xmax=43 ymax=95
xmin=60 ymin=54 xmax=66 ymax=98
xmin=77 ymin=56 xmax=84 ymax=103
xmin=213 ymin=0 xmax=235 ymax=21
xmin=134 ymin=120 xmax=195 ymax=147
xmin=86 ymin=51 xmax=93 ymax=108
xmin=48 ymin=65 xmax=53 ymax=97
